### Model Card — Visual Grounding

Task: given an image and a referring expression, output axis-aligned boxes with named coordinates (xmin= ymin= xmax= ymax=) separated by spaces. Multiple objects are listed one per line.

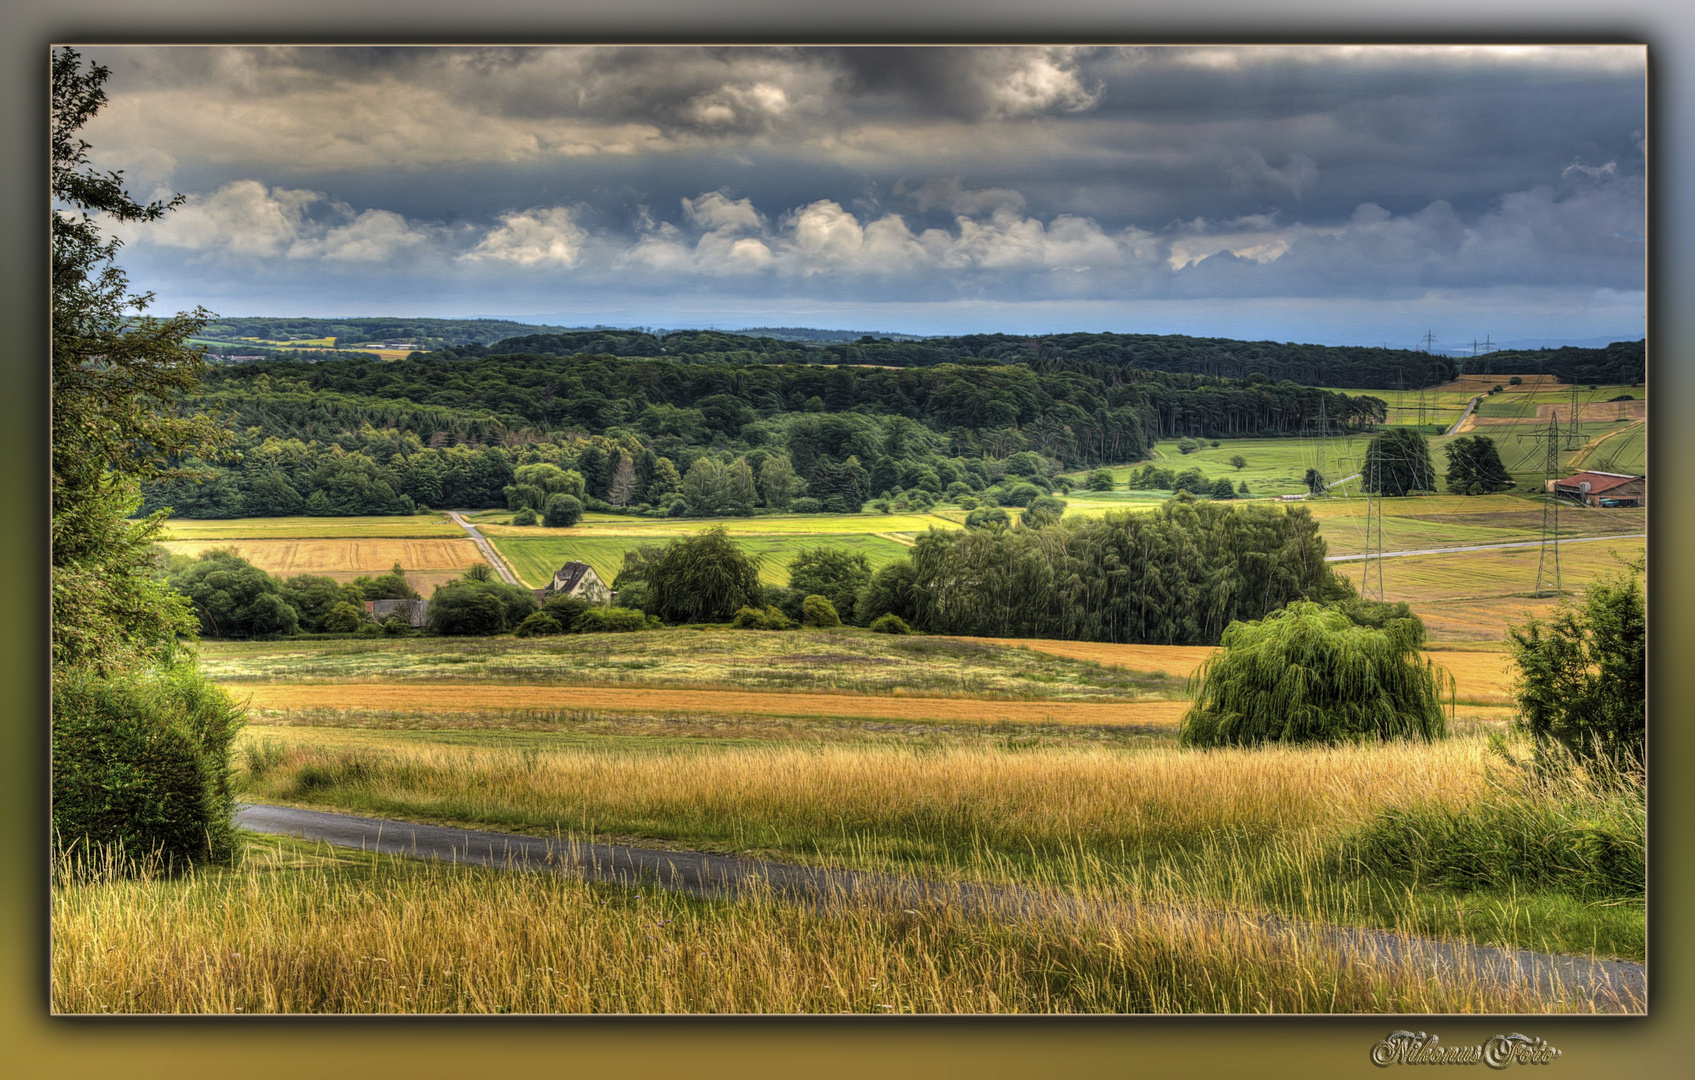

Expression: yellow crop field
xmin=946 ymin=637 xmax=1515 ymax=705
xmin=162 ymin=514 xmax=463 ymax=540
xmin=160 ymin=537 xmax=487 ymax=594
xmin=233 ymin=682 xmax=1192 ymax=728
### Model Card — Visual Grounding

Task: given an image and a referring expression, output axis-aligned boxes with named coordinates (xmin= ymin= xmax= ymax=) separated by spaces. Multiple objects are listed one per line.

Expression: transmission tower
xmin=1564 ymin=385 xmax=1584 ymax=450
xmin=1532 ymin=414 xmax=1564 ymax=597
xmin=1420 ymin=329 xmax=1438 ymax=353
xmin=1482 ymin=335 xmax=1495 ymax=353
xmin=1362 ymin=443 xmax=1385 ymax=601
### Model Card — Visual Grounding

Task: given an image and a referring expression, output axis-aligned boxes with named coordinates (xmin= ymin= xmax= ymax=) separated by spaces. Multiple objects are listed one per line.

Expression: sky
xmin=76 ymin=44 xmax=1646 ymax=347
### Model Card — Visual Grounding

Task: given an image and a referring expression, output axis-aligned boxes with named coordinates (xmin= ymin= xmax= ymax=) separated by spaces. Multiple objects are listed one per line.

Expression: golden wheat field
xmin=945 ymin=637 xmax=1515 ymax=704
xmin=232 ymin=682 xmax=1194 ymax=728
xmin=160 ymin=538 xmax=487 ymax=595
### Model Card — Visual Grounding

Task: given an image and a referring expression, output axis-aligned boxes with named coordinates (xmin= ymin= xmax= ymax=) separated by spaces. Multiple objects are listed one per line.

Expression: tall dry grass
xmin=243 ymin=733 xmax=1495 ymax=861
xmin=52 ymin=837 xmax=1564 ymax=1014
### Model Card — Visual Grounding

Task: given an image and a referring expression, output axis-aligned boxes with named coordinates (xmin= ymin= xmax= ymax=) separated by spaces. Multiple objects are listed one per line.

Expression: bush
xmin=512 ymin=507 xmax=538 ymax=526
xmin=788 ymin=547 xmax=872 ymax=625
xmin=1335 ymin=746 xmax=1643 ymax=898
xmin=958 ymin=496 xmax=979 ymax=510
xmin=513 ymin=612 xmax=565 ymax=637
xmin=1000 ymin=482 xmax=1044 ymax=508
xmin=167 ymin=548 xmax=300 ymax=638
xmin=1023 ymin=494 xmax=1066 ymax=527
xmin=574 ymin=607 xmax=658 ymax=633
xmin=543 ymin=494 xmax=584 ymax=528
xmin=320 ymin=601 xmax=368 ymax=634
xmin=644 ymin=526 xmax=764 ymax=623
xmin=1086 ymin=468 xmax=1114 ymax=492
xmin=1208 ymin=477 xmax=1237 ymax=500
xmin=801 ymin=594 xmax=841 ymax=628
xmin=1177 ymin=438 xmax=1200 ymax=454
xmin=868 ymin=613 xmax=911 ymax=635
xmin=730 ymin=605 xmax=793 ymax=630
xmin=1509 ymin=376 xmax=1523 ymax=385
xmin=52 ymin=662 xmax=245 ymax=870
xmin=964 ymin=507 xmax=1011 ymax=530
xmin=1508 ymin=569 xmax=1644 ymax=762
xmin=789 ymin=496 xmax=823 ymax=514
xmin=539 ymin=593 xmax=592 ymax=632
xmin=382 ymin=614 xmax=409 ymax=635
xmin=1180 ymin=601 xmax=1450 ymax=748
xmin=427 ymin=581 xmax=536 ymax=635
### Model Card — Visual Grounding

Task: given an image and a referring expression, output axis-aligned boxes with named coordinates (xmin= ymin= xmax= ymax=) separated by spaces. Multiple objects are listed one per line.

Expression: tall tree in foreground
xmin=1443 ymin=435 xmax=1515 ymax=495
xmin=1508 ymin=567 xmax=1645 ymax=764
xmin=51 ymin=48 xmax=243 ymax=868
xmin=1179 ymin=601 xmax=1451 ymax=748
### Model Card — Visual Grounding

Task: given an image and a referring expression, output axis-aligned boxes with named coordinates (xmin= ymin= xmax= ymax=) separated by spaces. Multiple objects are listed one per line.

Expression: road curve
xmin=447 ymin=510 xmax=522 ymax=586
xmin=237 ymin=803 xmax=1645 ymax=1013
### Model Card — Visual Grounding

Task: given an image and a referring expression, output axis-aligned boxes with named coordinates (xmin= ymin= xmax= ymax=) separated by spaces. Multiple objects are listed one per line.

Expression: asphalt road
xmin=446 ymin=509 xmax=522 ymax=586
xmin=237 ymin=803 xmax=1646 ymax=1013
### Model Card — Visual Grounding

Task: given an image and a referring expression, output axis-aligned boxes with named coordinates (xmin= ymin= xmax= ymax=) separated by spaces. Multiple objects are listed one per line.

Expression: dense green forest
xmin=897 ymin=498 xmax=1333 ymax=644
xmin=1459 ymin=340 xmax=1645 ymax=385
xmin=443 ymin=328 xmax=1458 ymax=390
xmin=143 ymin=352 xmax=1385 ymax=518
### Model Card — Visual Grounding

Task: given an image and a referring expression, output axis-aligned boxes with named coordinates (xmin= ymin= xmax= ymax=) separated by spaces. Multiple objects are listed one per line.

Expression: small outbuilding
xmin=364 ymin=598 xmax=429 ymax=627
xmin=1550 ymin=470 xmax=1646 ymax=508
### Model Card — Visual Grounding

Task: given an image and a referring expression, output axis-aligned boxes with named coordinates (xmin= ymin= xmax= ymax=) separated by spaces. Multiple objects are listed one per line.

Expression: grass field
xmin=53 ymin=833 xmax=1570 ymax=1014
xmin=162 ymin=514 xmax=464 ymax=539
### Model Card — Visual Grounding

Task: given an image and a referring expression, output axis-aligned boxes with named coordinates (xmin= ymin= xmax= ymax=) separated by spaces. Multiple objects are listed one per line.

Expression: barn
xmin=1551 ymin=470 xmax=1646 ymax=508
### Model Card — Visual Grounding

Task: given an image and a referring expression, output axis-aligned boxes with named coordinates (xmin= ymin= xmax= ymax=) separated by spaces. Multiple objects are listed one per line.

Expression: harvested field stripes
xmin=943 ymin=637 xmax=1517 ymax=706
xmin=230 ymin=682 xmax=1194 ymax=727
xmin=162 ymin=514 xmax=464 ymax=540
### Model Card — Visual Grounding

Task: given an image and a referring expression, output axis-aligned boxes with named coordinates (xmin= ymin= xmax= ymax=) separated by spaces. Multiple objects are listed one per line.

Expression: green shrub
xmin=801 ymin=594 xmax=841 ymax=628
xmin=427 ymin=581 xmax=535 ymax=635
xmin=543 ymin=493 xmax=584 ymax=528
xmin=513 ymin=612 xmax=565 ymax=637
xmin=512 ymin=507 xmax=538 ymax=526
xmin=1180 ymin=601 xmax=1450 ymax=748
xmin=539 ymin=593 xmax=592 ymax=632
xmin=1086 ymin=468 xmax=1114 ymax=492
xmin=1508 ymin=570 xmax=1644 ymax=763
xmin=1335 ymin=747 xmax=1643 ymax=898
xmin=730 ymin=605 xmax=793 ymax=630
xmin=382 ymin=614 xmax=409 ymax=635
xmin=52 ymin=662 xmax=245 ymax=870
xmin=320 ymin=601 xmax=367 ymax=634
xmin=574 ymin=607 xmax=657 ymax=633
xmin=868 ymin=613 xmax=911 ymax=635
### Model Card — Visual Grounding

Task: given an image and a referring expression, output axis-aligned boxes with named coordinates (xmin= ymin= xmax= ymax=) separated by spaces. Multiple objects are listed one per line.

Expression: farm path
xmin=1445 ymin=394 xmax=1484 ymax=436
xmin=447 ymin=510 xmax=522 ymax=587
xmin=237 ymin=802 xmax=1646 ymax=1013
xmin=1324 ymin=532 xmax=1645 ymax=563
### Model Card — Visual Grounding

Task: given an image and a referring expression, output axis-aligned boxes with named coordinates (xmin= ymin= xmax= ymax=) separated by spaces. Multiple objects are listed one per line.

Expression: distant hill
xmin=1458 ymin=340 xmax=1645 ymax=385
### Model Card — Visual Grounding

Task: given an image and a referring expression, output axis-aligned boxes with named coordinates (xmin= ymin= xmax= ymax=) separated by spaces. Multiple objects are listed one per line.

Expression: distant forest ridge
xmin=1458 ymin=339 xmax=1645 ymax=387
xmin=191 ymin=317 xmax=1645 ymax=392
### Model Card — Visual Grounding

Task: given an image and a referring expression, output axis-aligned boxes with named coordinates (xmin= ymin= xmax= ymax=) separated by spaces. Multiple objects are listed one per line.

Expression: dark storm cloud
xmin=78 ymin=45 xmax=1643 ymax=339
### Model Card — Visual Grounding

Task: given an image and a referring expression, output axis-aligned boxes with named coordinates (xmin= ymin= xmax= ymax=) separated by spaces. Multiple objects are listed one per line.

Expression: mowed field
xmin=474 ymin=509 xmax=957 ymax=588
xmin=160 ymin=519 xmax=488 ymax=596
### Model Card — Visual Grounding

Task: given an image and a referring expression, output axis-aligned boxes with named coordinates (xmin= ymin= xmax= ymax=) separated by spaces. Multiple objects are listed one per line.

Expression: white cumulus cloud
xmin=461 ymin=207 xmax=587 ymax=267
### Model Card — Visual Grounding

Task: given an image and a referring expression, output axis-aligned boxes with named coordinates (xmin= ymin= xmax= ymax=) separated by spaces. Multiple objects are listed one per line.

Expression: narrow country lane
xmin=447 ymin=510 xmax=522 ymax=586
xmin=237 ymin=803 xmax=1646 ymax=1013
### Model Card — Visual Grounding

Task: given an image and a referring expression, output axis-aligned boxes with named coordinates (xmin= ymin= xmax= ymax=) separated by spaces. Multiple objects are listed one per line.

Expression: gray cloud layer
xmin=79 ymin=45 xmax=1645 ymax=338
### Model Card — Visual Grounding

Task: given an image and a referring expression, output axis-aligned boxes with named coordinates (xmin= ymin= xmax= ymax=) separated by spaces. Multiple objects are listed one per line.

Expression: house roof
xmin=1556 ymin=471 xmax=1643 ymax=494
xmin=552 ymin=561 xmax=595 ymax=592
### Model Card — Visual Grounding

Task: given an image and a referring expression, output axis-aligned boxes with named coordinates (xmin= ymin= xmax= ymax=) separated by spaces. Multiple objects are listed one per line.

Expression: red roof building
xmin=1552 ymin=470 xmax=1646 ymax=507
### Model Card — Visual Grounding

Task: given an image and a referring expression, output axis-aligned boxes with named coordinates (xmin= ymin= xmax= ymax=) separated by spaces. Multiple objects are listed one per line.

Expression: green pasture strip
xmin=161 ymin=514 xmax=462 ymax=540
xmin=195 ymin=628 xmax=1185 ymax=701
xmin=477 ymin=510 xmax=960 ymax=539
xmin=491 ymin=532 xmax=922 ymax=588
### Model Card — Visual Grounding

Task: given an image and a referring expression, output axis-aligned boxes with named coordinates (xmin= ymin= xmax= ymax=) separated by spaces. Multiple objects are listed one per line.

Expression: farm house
xmin=540 ymin=561 xmax=614 ymax=604
xmin=1550 ymin=470 xmax=1647 ymax=508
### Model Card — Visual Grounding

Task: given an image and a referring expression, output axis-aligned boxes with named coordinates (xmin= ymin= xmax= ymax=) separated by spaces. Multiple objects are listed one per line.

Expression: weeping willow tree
xmin=643 ymin=526 xmax=764 ymax=623
xmin=1179 ymin=601 xmax=1452 ymax=748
